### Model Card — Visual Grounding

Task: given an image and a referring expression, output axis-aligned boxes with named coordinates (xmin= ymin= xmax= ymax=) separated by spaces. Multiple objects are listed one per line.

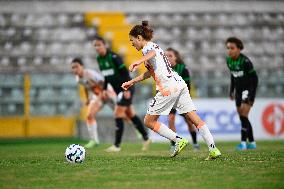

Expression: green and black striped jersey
xmin=226 ymin=53 xmax=256 ymax=77
xmin=96 ymin=50 xmax=131 ymax=94
xmin=226 ymin=53 xmax=258 ymax=93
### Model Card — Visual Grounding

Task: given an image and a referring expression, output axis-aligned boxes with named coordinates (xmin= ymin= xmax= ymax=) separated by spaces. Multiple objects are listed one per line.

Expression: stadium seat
xmin=17 ymin=57 xmax=27 ymax=66
xmin=33 ymin=56 xmax=43 ymax=66
xmin=0 ymin=57 xmax=10 ymax=66
xmin=0 ymin=10 xmax=282 ymax=100
xmin=7 ymin=104 xmax=16 ymax=114
xmin=35 ymin=42 xmax=46 ymax=54
xmin=0 ymin=14 xmax=6 ymax=27
xmin=11 ymin=88 xmax=23 ymax=101
xmin=57 ymin=13 xmax=69 ymax=26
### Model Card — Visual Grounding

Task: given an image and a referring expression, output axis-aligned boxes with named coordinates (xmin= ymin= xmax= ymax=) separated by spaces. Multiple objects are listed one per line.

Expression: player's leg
xmin=176 ymin=87 xmax=220 ymax=159
xmin=236 ymin=104 xmax=248 ymax=150
xmin=236 ymin=90 xmax=247 ymax=150
xmin=244 ymin=85 xmax=257 ymax=149
xmin=144 ymin=114 xmax=188 ymax=157
xmin=125 ymin=105 xmax=151 ymax=151
xmin=182 ymin=114 xmax=199 ymax=150
xmin=106 ymin=89 xmax=134 ymax=152
xmin=184 ymin=111 xmax=221 ymax=160
xmin=239 ymin=102 xmax=256 ymax=149
xmin=85 ymin=98 xmax=103 ymax=148
xmin=123 ymin=88 xmax=149 ymax=141
xmin=146 ymin=91 xmax=188 ymax=157
xmin=105 ymin=104 xmax=127 ymax=152
xmin=235 ymin=88 xmax=257 ymax=150
xmin=168 ymin=109 xmax=177 ymax=148
xmin=111 ymin=105 xmax=127 ymax=149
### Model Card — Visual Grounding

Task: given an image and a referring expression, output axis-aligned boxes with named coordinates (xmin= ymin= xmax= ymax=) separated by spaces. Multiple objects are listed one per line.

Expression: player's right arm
xmin=121 ymin=71 xmax=151 ymax=90
xmin=129 ymin=50 xmax=156 ymax=72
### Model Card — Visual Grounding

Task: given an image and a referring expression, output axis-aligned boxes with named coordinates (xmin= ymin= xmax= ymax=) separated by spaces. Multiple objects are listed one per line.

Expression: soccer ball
xmin=65 ymin=144 xmax=86 ymax=163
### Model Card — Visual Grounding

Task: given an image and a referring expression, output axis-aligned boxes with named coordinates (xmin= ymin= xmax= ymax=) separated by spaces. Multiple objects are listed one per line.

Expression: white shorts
xmin=147 ymin=87 xmax=196 ymax=115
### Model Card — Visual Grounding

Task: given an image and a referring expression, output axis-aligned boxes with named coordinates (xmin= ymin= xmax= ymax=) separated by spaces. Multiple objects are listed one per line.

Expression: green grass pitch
xmin=0 ymin=139 xmax=283 ymax=189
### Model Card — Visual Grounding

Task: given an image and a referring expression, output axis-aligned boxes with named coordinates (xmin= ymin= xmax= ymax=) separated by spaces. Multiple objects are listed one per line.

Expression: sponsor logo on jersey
xmin=101 ymin=69 xmax=114 ymax=76
xmin=232 ymin=71 xmax=244 ymax=77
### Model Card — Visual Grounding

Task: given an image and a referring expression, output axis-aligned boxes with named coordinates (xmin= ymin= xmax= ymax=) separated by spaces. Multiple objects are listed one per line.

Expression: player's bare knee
xmin=143 ymin=116 xmax=153 ymax=128
xmin=86 ymin=115 xmax=96 ymax=125
xmin=126 ymin=111 xmax=135 ymax=119
xmin=237 ymin=108 xmax=242 ymax=115
xmin=114 ymin=108 xmax=124 ymax=117
xmin=143 ymin=116 xmax=149 ymax=127
xmin=240 ymin=112 xmax=248 ymax=117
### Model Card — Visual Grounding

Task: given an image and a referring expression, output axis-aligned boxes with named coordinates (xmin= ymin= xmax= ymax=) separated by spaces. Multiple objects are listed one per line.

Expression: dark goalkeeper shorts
xmin=235 ymin=86 xmax=257 ymax=107
xmin=116 ymin=87 xmax=134 ymax=106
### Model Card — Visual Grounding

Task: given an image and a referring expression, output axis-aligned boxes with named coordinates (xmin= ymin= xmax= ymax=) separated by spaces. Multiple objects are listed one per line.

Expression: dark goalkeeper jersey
xmin=226 ymin=53 xmax=258 ymax=93
xmin=96 ymin=50 xmax=131 ymax=94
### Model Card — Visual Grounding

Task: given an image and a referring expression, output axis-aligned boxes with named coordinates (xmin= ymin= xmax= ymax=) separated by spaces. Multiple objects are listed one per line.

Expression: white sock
xmin=154 ymin=122 xmax=179 ymax=142
xmin=87 ymin=123 xmax=100 ymax=144
xmin=241 ymin=141 xmax=246 ymax=146
xmin=198 ymin=124 xmax=215 ymax=151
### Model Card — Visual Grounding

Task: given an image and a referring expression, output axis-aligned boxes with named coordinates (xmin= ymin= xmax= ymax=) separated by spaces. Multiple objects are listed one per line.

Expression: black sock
xmin=242 ymin=116 xmax=255 ymax=142
xmin=114 ymin=118 xmax=124 ymax=147
xmin=190 ymin=131 xmax=197 ymax=144
xmin=239 ymin=116 xmax=248 ymax=142
xmin=131 ymin=115 xmax=149 ymax=141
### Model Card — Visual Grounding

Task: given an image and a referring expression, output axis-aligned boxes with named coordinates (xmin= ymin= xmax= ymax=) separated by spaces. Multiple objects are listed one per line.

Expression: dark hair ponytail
xmin=142 ymin=20 xmax=149 ymax=27
xmin=129 ymin=20 xmax=153 ymax=41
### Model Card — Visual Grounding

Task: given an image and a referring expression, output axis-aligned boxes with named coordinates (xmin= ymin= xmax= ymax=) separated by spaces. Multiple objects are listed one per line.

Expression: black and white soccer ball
xmin=65 ymin=144 xmax=85 ymax=163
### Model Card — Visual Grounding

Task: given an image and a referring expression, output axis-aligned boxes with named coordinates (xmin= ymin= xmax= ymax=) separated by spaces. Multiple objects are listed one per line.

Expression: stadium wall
xmin=151 ymin=98 xmax=284 ymax=142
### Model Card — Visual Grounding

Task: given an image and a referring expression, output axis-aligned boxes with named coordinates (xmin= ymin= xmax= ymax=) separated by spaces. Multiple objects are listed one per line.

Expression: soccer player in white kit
xmin=71 ymin=58 xmax=116 ymax=148
xmin=122 ymin=21 xmax=221 ymax=159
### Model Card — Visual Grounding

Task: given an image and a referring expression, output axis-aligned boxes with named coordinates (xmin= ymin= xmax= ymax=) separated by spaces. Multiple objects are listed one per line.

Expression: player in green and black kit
xmin=93 ymin=37 xmax=151 ymax=152
xmin=226 ymin=37 xmax=258 ymax=150
xmin=165 ymin=48 xmax=199 ymax=151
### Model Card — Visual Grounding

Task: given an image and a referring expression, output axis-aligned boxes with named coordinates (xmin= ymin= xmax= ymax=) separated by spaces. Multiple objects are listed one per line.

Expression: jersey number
xmin=160 ymin=52 xmax=172 ymax=77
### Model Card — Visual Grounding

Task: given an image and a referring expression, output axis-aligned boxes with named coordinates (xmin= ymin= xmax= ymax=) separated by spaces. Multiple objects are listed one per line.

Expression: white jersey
xmin=76 ymin=69 xmax=104 ymax=92
xmin=142 ymin=42 xmax=186 ymax=95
